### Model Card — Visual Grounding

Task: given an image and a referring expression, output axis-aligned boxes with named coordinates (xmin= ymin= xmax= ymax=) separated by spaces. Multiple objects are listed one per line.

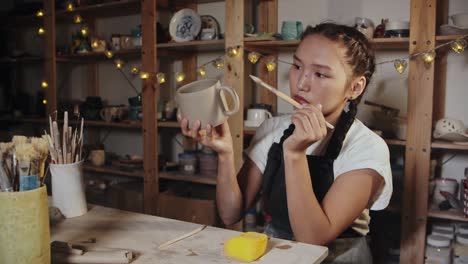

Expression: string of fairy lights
xmin=35 ymin=2 xmax=468 ymax=105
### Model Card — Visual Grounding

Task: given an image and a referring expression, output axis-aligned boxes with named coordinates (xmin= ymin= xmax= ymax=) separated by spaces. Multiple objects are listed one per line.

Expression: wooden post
xmin=400 ymin=0 xmax=436 ymax=263
xmin=433 ymin=0 xmax=448 ymax=122
xmin=257 ymin=0 xmax=278 ymax=114
xmin=43 ymin=0 xmax=56 ymax=116
xmin=225 ymin=0 xmax=245 ymax=173
xmin=141 ymin=0 xmax=158 ymax=215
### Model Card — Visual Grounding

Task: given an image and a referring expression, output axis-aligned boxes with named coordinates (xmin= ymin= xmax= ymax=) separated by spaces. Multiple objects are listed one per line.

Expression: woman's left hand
xmin=283 ymin=104 xmax=328 ymax=154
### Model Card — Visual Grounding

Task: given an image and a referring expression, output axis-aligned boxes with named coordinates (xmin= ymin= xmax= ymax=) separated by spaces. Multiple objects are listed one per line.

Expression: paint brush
xmin=249 ymin=75 xmax=334 ymax=129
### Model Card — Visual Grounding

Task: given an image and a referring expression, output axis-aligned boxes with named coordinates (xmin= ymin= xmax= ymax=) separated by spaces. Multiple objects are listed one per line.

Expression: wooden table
xmin=50 ymin=205 xmax=328 ymax=263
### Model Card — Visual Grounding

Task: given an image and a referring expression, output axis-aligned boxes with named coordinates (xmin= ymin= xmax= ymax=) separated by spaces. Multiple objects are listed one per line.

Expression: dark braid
xmin=300 ymin=23 xmax=376 ymax=158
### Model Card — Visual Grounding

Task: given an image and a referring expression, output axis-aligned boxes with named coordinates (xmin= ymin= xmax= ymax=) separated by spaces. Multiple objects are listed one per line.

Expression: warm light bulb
xmin=227 ymin=47 xmax=240 ymax=58
xmin=213 ymin=58 xmax=224 ymax=69
xmin=156 ymin=73 xmax=166 ymax=84
xmin=421 ymin=51 xmax=436 ymax=64
xmin=91 ymin=40 xmax=98 ymax=48
xmin=247 ymin=52 xmax=260 ymax=64
xmin=41 ymin=81 xmax=48 ymax=88
xmin=66 ymin=2 xmax=75 ymax=12
xmin=393 ymin=59 xmax=407 ymax=74
xmin=73 ymin=15 xmax=83 ymax=24
xmin=42 ymin=99 xmax=47 ymax=105
xmin=130 ymin=66 xmax=140 ymax=75
xmin=80 ymin=26 xmax=89 ymax=37
xmin=139 ymin=72 xmax=149 ymax=79
xmin=104 ymin=50 xmax=113 ymax=59
xmin=451 ymin=39 xmax=467 ymax=54
xmin=265 ymin=58 xmax=276 ymax=72
xmin=37 ymin=27 xmax=45 ymax=35
xmin=36 ymin=10 xmax=44 ymax=17
xmin=114 ymin=59 xmax=124 ymax=69
xmin=197 ymin=67 xmax=206 ymax=78
xmin=175 ymin=72 xmax=186 ymax=83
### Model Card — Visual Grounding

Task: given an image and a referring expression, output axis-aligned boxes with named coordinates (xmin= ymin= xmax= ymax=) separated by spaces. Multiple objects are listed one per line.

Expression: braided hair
xmin=300 ymin=23 xmax=376 ymax=158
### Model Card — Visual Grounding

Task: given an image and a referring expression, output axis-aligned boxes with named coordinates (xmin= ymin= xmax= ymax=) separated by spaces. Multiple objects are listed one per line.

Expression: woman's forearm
xmin=215 ymin=151 xmax=243 ymax=225
xmin=283 ymin=151 xmax=333 ymax=245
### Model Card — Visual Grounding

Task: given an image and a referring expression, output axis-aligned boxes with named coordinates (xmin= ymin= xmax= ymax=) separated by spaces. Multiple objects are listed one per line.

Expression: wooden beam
xmin=257 ymin=0 xmax=278 ymax=114
xmin=225 ymin=0 xmax=244 ymax=173
xmin=433 ymin=0 xmax=448 ymax=122
xmin=44 ymin=0 xmax=57 ymax=116
xmin=87 ymin=18 xmax=99 ymax=97
xmin=181 ymin=3 xmax=197 ymax=151
xmin=400 ymin=0 xmax=436 ymax=263
xmin=141 ymin=0 xmax=158 ymax=215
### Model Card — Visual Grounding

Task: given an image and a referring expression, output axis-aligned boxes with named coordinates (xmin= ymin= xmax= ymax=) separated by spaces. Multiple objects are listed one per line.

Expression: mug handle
xmin=266 ymin=111 xmax=273 ymax=119
xmin=218 ymin=85 xmax=240 ymax=116
xmin=99 ymin=109 xmax=106 ymax=120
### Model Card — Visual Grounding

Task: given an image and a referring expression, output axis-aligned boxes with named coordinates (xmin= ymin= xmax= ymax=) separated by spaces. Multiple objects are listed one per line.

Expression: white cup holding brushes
xmin=50 ymin=160 xmax=87 ymax=218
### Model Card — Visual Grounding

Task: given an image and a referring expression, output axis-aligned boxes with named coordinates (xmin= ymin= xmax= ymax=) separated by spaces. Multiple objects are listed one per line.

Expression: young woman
xmin=179 ymin=23 xmax=392 ymax=263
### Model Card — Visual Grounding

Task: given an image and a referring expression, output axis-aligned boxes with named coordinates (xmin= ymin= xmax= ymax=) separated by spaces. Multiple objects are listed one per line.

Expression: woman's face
xmin=289 ymin=34 xmax=354 ymax=118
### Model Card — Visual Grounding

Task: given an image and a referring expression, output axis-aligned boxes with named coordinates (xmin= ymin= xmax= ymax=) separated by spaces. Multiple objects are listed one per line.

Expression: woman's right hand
xmin=179 ymin=117 xmax=234 ymax=156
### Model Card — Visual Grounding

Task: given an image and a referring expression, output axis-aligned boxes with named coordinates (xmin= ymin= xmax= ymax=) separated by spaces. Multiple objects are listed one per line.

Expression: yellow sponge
xmin=224 ymin=232 xmax=268 ymax=262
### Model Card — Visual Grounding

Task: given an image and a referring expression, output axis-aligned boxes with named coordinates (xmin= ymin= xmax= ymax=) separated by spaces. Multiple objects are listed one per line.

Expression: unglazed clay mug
xmin=176 ymin=79 xmax=240 ymax=129
xmin=246 ymin=108 xmax=272 ymax=127
xmin=89 ymin=150 xmax=105 ymax=167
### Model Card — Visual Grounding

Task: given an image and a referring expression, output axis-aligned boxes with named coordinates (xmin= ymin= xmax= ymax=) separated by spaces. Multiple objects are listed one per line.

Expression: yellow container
xmin=0 ymin=186 xmax=51 ymax=264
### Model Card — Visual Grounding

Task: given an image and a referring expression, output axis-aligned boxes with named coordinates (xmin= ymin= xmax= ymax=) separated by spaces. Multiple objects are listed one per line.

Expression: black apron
xmin=261 ymin=111 xmax=360 ymax=239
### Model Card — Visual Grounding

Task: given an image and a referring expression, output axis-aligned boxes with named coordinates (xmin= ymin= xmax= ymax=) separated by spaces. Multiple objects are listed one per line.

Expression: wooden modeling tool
xmin=249 ymin=75 xmax=334 ymax=129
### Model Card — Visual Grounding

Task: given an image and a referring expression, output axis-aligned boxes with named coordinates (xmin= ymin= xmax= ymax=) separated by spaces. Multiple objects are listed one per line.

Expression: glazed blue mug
xmin=281 ymin=21 xmax=303 ymax=40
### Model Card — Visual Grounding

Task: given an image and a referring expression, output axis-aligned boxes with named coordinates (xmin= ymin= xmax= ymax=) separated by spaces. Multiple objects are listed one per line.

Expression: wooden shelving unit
xmin=159 ymin=171 xmax=217 ymax=186
xmin=83 ymin=164 xmax=217 ymax=186
xmin=428 ymin=208 xmax=468 ymax=222
xmin=55 ymin=0 xmax=141 ymax=22
xmin=83 ymin=164 xmax=144 ymax=178
xmin=56 ymin=48 xmax=141 ymax=63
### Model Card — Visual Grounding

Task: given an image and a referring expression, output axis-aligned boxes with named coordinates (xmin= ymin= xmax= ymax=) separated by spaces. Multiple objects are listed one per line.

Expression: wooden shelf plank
xmin=158 ymin=121 xmax=180 ymax=128
xmin=428 ymin=208 xmax=468 ymax=222
xmin=244 ymin=38 xmax=411 ymax=52
xmin=56 ymin=0 xmax=141 ymax=21
xmin=157 ymin=40 xmax=225 ymax=52
xmin=385 ymin=138 xmax=407 ymax=146
xmin=432 ymin=140 xmax=468 ymax=150
xmin=436 ymin=34 xmax=467 ymax=44
xmin=244 ymin=127 xmax=257 ymax=135
xmin=56 ymin=48 xmax=141 ymax=63
xmin=0 ymin=14 xmax=42 ymax=28
xmin=83 ymin=164 xmax=143 ymax=178
xmin=1 ymin=118 xmax=142 ymax=129
xmin=159 ymin=171 xmax=217 ymax=185
xmin=0 ymin=56 xmax=44 ymax=65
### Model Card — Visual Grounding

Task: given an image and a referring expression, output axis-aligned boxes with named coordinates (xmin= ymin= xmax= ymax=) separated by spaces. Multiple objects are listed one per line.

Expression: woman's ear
xmin=349 ymin=76 xmax=366 ymax=100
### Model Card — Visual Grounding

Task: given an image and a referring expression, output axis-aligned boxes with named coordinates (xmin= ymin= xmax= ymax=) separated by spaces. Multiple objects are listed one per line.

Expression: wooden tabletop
xmin=50 ymin=205 xmax=328 ymax=263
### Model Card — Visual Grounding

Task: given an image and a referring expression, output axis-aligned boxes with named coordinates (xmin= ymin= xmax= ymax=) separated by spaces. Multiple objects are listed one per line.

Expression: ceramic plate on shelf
xmin=169 ymin=8 xmax=201 ymax=42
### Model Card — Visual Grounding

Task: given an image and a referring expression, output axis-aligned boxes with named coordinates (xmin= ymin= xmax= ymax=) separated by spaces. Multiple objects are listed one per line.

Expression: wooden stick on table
xmin=158 ymin=225 xmax=207 ymax=249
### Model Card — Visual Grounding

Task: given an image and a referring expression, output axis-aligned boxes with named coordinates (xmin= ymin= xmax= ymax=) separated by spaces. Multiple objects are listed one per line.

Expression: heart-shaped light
xmin=175 ymin=72 xmax=185 ymax=83
xmin=265 ymin=57 xmax=276 ymax=72
xmin=247 ymin=52 xmax=260 ymax=64
xmin=156 ymin=73 xmax=166 ymax=84
xmin=213 ymin=58 xmax=224 ymax=69
xmin=227 ymin=47 xmax=240 ymax=58
xmin=421 ymin=51 xmax=436 ymax=64
xmin=130 ymin=66 xmax=140 ymax=75
xmin=197 ymin=67 xmax=206 ymax=78
xmin=451 ymin=39 xmax=467 ymax=54
xmin=393 ymin=59 xmax=407 ymax=74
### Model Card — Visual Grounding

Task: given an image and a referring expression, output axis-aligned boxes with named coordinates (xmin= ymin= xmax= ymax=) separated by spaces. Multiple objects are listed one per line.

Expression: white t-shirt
xmin=245 ymin=114 xmax=393 ymax=235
